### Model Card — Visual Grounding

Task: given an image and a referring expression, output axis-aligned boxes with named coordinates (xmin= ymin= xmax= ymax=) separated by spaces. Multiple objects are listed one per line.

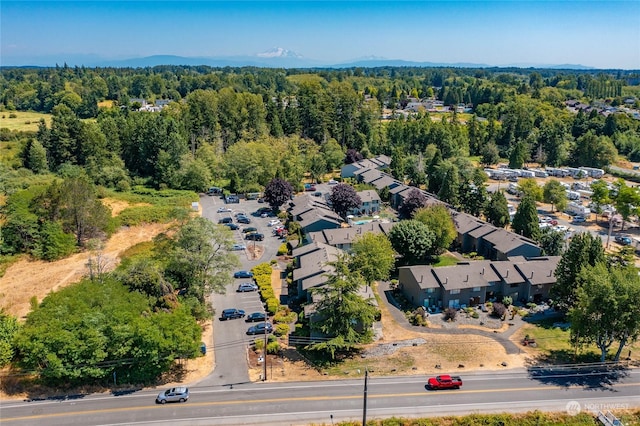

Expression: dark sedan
xmin=233 ymin=270 xmax=254 ymax=279
xmin=220 ymin=308 xmax=245 ymax=320
xmin=246 ymin=322 xmax=274 ymax=335
xmin=245 ymin=312 xmax=268 ymax=322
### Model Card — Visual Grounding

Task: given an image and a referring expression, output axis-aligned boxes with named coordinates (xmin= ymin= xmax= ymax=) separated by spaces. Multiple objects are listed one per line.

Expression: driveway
xmin=377 ymin=281 xmax=524 ymax=355
xmin=196 ymin=194 xmax=284 ymax=387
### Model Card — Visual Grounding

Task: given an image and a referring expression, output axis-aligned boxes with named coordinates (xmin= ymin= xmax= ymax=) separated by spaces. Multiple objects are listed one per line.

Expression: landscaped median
xmin=251 ymin=263 xmax=297 ymax=336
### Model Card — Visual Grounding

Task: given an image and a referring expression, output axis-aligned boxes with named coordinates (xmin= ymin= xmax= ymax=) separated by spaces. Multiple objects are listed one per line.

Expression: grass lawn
xmin=516 ymin=318 xmax=640 ymax=364
xmin=432 ymin=252 xmax=460 ymax=267
xmin=0 ymin=111 xmax=52 ymax=132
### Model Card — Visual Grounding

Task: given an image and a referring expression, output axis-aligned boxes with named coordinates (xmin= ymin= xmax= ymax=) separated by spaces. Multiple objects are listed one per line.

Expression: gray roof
xmin=399 ymin=265 xmax=441 ymax=290
xmin=513 ymin=256 xmax=561 ymax=285
xmin=431 ymin=260 xmax=501 ymax=290
xmin=292 ymin=244 xmax=340 ymax=281
xmin=452 ymin=212 xmax=486 ymax=235
xmin=468 ymin=223 xmax=497 ymax=239
xmin=357 ymin=189 xmax=381 ymax=204
xmin=389 ymin=184 xmax=411 ymax=195
xmin=308 ymin=222 xmax=393 ymax=246
xmin=359 ymin=169 xmax=383 ymax=183
xmin=370 ymin=175 xmax=400 ymax=190
xmin=490 ymin=261 xmax=526 ymax=285
xmin=482 ymin=228 xmax=538 ymax=254
xmin=298 ymin=209 xmax=342 ymax=229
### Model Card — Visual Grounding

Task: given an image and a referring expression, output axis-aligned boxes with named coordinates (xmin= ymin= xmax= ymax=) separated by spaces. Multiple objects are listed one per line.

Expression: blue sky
xmin=1 ymin=1 xmax=639 ymax=69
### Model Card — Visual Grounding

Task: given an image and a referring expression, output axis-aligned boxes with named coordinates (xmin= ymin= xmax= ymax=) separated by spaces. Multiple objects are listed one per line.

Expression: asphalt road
xmin=197 ymin=194 xmax=286 ymax=388
xmin=3 ymin=367 xmax=639 ymax=425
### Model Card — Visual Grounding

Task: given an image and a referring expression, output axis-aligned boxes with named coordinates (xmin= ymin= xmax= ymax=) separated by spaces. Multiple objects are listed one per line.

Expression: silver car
xmin=156 ymin=387 xmax=189 ymax=404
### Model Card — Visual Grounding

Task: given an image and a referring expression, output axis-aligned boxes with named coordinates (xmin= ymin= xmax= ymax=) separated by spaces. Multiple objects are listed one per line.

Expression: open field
xmin=0 ymin=111 xmax=52 ymax=132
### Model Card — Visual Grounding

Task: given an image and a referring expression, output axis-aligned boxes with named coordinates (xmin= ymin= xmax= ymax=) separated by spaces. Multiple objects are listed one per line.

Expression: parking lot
xmin=197 ymin=193 xmax=286 ymax=386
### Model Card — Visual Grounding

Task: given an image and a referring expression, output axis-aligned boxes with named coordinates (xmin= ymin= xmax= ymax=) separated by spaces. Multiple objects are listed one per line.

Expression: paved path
xmin=376 ymin=281 xmax=526 ymax=355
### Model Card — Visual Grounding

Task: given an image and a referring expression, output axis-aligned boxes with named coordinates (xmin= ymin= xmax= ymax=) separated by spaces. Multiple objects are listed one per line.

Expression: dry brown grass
xmin=0 ymin=223 xmax=170 ymax=320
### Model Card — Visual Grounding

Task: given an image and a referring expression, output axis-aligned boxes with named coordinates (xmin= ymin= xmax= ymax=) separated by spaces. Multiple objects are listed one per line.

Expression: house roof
xmin=431 ymin=260 xmax=501 ymax=290
xmin=399 ymin=265 xmax=441 ymax=289
xmin=292 ymin=244 xmax=340 ymax=281
xmin=301 ymin=273 xmax=332 ymax=291
xmin=513 ymin=256 xmax=561 ymax=285
xmin=490 ymin=261 xmax=526 ymax=285
xmin=357 ymin=190 xmax=381 ymax=204
xmin=308 ymin=222 xmax=393 ymax=246
xmin=482 ymin=228 xmax=538 ymax=254
xmin=452 ymin=212 xmax=486 ymax=235
xmin=389 ymin=184 xmax=411 ymax=195
xmin=376 ymin=154 xmax=392 ymax=166
xmin=468 ymin=223 xmax=496 ymax=239
xmin=359 ymin=169 xmax=383 ymax=183
xmin=292 ymin=240 xmax=328 ymax=257
xmin=370 ymin=175 xmax=400 ymax=190
xmin=298 ymin=208 xmax=342 ymax=229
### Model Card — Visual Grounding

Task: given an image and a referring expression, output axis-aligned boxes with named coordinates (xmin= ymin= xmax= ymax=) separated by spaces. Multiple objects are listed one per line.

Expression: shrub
xmin=254 ymin=339 xmax=264 ymax=351
xmin=502 ymin=296 xmax=513 ymax=307
xmin=471 ymin=311 xmax=480 ymax=319
xmin=273 ymin=309 xmax=297 ymax=324
xmin=277 ymin=243 xmax=289 ymax=256
xmin=266 ymin=341 xmax=280 ymax=354
xmin=266 ymin=298 xmax=279 ymax=315
xmin=8 ymin=113 xmax=17 ymax=118
xmin=492 ymin=302 xmax=507 ymax=318
xmin=274 ymin=323 xmax=289 ymax=336
xmin=443 ymin=307 xmax=457 ymax=321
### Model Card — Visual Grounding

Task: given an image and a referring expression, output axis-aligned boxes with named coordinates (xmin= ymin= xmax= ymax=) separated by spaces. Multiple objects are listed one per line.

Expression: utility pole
xmin=263 ymin=312 xmax=268 ymax=381
xmin=362 ymin=369 xmax=368 ymax=426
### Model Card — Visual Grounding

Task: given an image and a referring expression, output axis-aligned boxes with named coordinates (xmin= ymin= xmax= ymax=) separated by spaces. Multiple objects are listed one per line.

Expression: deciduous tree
xmin=388 ymin=220 xmax=435 ymax=265
xmin=413 ymin=204 xmax=456 ymax=254
xmin=399 ymin=188 xmax=428 ymax=219
xmin=329 ymin=183 xmax=361 ymax=219
xmin=350 ymin=233 xmax=396 ymax=287
xmin=543 ymin=179 xmax=568 ymax=213
xmin=264 ymin=177 xmax=294 ymax=211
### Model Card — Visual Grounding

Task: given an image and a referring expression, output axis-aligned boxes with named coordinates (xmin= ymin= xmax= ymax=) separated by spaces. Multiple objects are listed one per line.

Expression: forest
xmin=1 ymin=64 xmax=640 ymax=386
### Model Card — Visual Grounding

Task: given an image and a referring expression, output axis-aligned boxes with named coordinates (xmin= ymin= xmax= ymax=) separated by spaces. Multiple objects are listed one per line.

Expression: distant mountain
xmin=330 ymin=58 xmax=491 ymax=68
xmin=1 ymin=49 xmax=596 ymax=70
xmin=256 ymin=47 xmax=303 ymax=59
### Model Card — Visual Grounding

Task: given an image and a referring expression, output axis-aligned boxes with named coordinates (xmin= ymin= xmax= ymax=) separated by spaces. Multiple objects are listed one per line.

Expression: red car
xmin=427 ymin=374 xmax=462 ymax=390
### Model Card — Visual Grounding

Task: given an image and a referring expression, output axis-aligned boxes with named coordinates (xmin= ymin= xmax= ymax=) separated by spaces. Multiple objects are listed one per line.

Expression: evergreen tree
xmin=485 ymin=191 xmax=510 ymax=228
xmin=511 ymin=195 xmax=540 ymax=240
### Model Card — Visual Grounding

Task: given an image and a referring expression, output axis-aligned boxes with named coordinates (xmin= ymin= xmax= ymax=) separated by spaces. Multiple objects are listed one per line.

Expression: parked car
xmin=304 ymin=183 xmax=316 ymax=191
xmin=220 ymin=308 xmax=245 ymax=320
xmin=313 ymin=191 xmax=322 ymax=197
xmin=156 ymin=387 xmax=189 ymax=404
xmin=267 ymin=219 xmax=281 ymax=227
xmin=234 ymin=270 xmax=254 ymax=279
xmin=225 ymin=195 xmax=240 ymax=204
xmin=245 ymin=233 xmax=264 ymax=241
xmin=615 ymin=235 xmax=633 ymax=245
xmin=328 ymin=179 xmax=338 ymax=185
xmin=572 ymin=216 xmax=586 ymax=223
xmin=237 ymin=282 xmax=259 ymax=292
xmin=231 ymin=244 xmax=246 ymax=251
xmin=242 ymin=226 xmax=258 ymax=234
xmin=207 ymin=187 xmax=222 ymax=196
xmin=245 ymin=312 xmax=268 ymax=322
xmin=218 ymin=217 xmax=233 ymax=224
xmin=237 ymin=216 xmax=251 ymax=224
xmin=426 ymin=375 xmax=462 ymax=390
xmin=217 ymin=207 xmax=232 ymax=213
xmin=224 ymin=223 xmax=240 ymax=230
xmin=246 ymin=322 xmax=274 ymax=335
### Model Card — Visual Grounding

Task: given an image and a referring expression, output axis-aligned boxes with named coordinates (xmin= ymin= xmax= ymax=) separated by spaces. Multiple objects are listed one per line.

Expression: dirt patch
xmin=101 ymin=198 xmax=152 ymax=217
xmin=0 ymin=223 xmax=170 ymax=319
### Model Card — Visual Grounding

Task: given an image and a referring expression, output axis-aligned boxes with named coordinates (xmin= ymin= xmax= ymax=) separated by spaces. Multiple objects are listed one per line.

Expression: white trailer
xmin=565 ymin=201 xmax=591 ymax=216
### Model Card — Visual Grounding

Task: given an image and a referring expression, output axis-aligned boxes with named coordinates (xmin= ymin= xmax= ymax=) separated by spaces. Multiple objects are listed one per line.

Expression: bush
xmin=277 ymin=243 xmax=289 ymax=256
xmin=492 ymin=302 xmax=507 ymax=318
xmin=266 ymin=341 xmax=280 ymax=354
xmin=443 ymin=307 xmax=457 ymax=321
xmin=273 ymin=309 xmax=297 ymax=324
xmin=471 ymin=311 xmax=480 ymax=319
xmin=274 ymin=323 xmax=289 ymax=336
xmin=502 ymin=296 xmax=513 ymax=307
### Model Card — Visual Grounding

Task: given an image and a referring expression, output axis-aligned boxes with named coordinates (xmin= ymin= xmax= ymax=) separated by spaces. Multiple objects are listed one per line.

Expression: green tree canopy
xmin=388 ymin=220 xmax=435 ymax=265
xmin=309 ymin=255 xmax=379 ymax=359
xmin=485 ymin=191 xmax=511 ymax=228
xmin=350 ymin=233 xmax=396 ymax=287
xmin=551 ymin=232 xmax=605 ymax=313
xmin=542 ymin=179 xmax=568 ymax=213
xmin=413 ymin=204 xmax=456 ymax=255
xmin=511 ymin=195 xmax=540 ymax=240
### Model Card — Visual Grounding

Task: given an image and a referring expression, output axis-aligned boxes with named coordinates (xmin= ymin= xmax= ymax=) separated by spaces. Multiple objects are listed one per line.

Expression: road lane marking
xmin=4 ymin=382 xmax=640 ymax=422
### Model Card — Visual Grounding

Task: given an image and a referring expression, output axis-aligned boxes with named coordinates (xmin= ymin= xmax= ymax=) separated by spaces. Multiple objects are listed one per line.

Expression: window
xmin=472 ymin=286 xmax=481 ymax=292
xmin=426 ymin=288 xmax=434 ymax=294
xmin=449 ymin=289 xmax=460 ymax=295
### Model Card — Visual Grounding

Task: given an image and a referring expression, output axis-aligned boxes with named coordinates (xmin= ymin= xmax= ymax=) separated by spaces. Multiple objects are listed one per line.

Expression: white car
xmin=217 ymin=207 xmax=232 ymax=213
xmin=267 ymin=219 xmax=281 ymax=227
xmin=328 ymin=179 xmax=338 ymax=185
xmin=232 ymin=244 xmax=246 ymax=251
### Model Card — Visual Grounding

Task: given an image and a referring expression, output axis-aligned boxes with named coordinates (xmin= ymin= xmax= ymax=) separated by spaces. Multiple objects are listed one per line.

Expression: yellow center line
xmin=4 ymin=382 xmax=640 ymax=422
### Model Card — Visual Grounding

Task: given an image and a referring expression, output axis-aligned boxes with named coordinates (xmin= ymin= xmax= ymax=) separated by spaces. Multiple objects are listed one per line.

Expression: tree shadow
xmin=526 ymin=355 xmax=630 ymax=391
